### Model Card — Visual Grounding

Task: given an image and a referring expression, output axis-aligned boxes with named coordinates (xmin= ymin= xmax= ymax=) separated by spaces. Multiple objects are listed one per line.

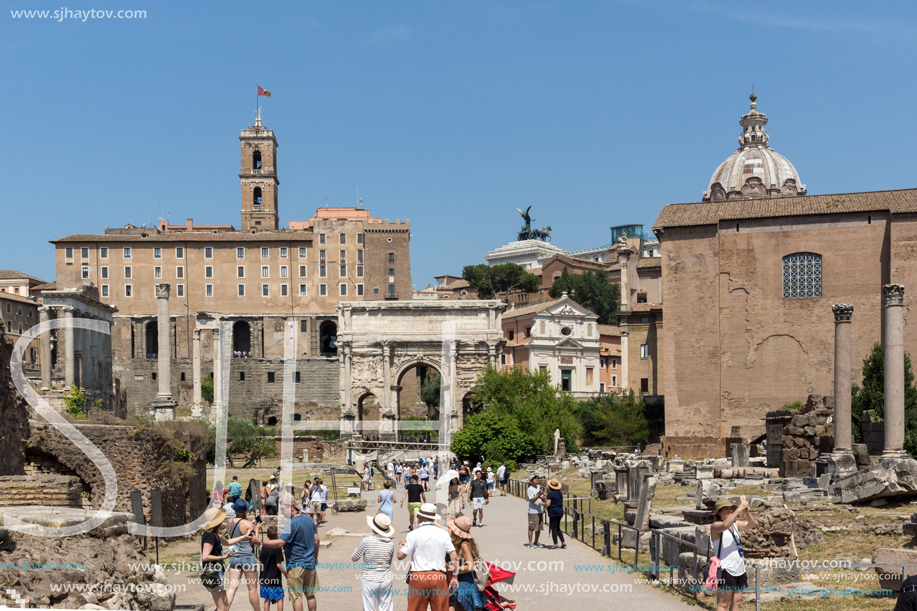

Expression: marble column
xmin=883 ymin=284 xmax=907 ymax=459
xmin=381 ymin=342 xmax=394 ymax=440
xmin=343 ymin=345 xmax=353 ymax=423
xmin=39 ymin=306 xmax=52 ymax=389
xmin=191 ymin=328 xmax=203 ymax=418
xmin=152 ymin=284 xmax=177 ymax=421
xmin=62 ymin=306 xmax=75 ymax=388
xmin=211 ymin=325 xmax=223 ymax=422
xmin=832 ymin=304 xmax=855 ymax=454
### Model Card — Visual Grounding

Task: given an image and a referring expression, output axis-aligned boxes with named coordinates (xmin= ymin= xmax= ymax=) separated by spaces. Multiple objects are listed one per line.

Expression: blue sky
xmin=4 ymin=1 xmax=917 ymax=287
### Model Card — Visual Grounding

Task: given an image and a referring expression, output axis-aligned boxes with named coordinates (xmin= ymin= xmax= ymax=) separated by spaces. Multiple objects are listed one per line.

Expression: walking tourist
xmin=711 ymin=496 xmax=757 ymax=611
xmin=467 ymin=470 xmax=488 ymax=527
xmin=525 ymin=475 xmax=545 ymax=548
xmin=254 ymin=500 xmax=321 ymax=611
xmin=352 ymin=513 xmax=396 ymax=611
xmin=485 ymin=468 xmax=495 ymax=493
xmin=420 ymin=464 xmax=430 ymax=491
xmin=397 ymin=503 xmax=459 ymax=611
xmin=300 ymin=480 xmax=312 ymax=514
xmin=447 ymin=516 xmax=485 ymax=611
xmin=225 ymin=498 xmax=261 ymax=611
xmin=395 ymin=462 xmax=403 ymax=485
xmin=261 ymin=480 xmax=270 ymax=509
xmin=259 ymin=525 xmax=287 ymax=611
xmin=497 ymin=463 xmax=507 ymax=496
xmin=447 ymin=476 xmax=464 ymax=519
xmin=319 ymin=479 xmax=328 ymax=525
xmin=265 ymin=482 xmax=280 ymax=516
xmin=308 ymin=478 xmax=323 ymax=521
xmin=400 ymin=475 xmax=426 ymax=531
xmin=199 ymin=507 xmax=251 ymax=611
xmin=545 ymin=478 xmax=566 ymax=549
xmin=378 ymin=480 xmax=395 ymax=521
xmin=228 ymin=476 xmax=243 ymax=498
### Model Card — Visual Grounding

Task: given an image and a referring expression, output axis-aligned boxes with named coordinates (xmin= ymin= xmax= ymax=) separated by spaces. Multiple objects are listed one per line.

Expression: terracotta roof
xmin=0 ymin=270 xmax=46 ymax=283
xmin=627 ymin=303 xmax=662 ymax=312
xmin=0 ymin=291 xmax=39 ymax=306
xmin=32 ymin=282 xmax=56 ymax=292
xmin=597 ymin=324 xmax=621 ymax=337
xmin=51 ymin=230 xmax=315 ymax=243
xmin=445 ymin=279 xmax=470 ymax=290
xmin=502 ymin=298 xmax=562 ymax=320
xmin=637 ymin=258 xmax=662 ymax=268
xmin=653 ymin=188 xmax=917 ymax=230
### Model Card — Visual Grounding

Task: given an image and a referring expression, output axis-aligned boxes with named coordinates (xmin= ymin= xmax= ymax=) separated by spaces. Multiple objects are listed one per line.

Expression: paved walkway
xmin=164 ymin=485 xmax=697 ymax=609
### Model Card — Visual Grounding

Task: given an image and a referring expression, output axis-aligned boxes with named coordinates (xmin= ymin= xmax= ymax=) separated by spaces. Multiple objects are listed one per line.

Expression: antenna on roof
xmin=357 ymin=187 xmax=363 ymax=209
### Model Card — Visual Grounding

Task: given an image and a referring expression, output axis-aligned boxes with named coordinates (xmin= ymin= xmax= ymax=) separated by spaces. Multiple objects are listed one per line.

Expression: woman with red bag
xmin=710 ymin=495 xmax=757 ymax=611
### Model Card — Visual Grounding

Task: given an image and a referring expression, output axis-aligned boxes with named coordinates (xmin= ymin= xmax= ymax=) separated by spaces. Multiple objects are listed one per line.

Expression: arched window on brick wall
xmin=783 ymin=253 xmax=822 ymax=298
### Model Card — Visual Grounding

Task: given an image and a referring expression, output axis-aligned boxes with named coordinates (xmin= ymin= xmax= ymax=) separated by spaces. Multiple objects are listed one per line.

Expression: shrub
xmin=782 ymin=401 xmax=802 ymax=411
xmin=64 ymin=384 xmax=85 ymax=419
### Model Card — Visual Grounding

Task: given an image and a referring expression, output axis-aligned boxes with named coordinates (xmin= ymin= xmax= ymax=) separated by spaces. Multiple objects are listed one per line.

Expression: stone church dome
xmin=703 ymin=95 xmax=806 ymax=202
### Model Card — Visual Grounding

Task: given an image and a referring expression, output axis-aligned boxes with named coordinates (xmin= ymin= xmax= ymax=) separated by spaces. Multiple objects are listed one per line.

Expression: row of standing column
xmin=832 ymin=283 xmax=908 ymax=467
xmin=38 ymin=305 xmax=111 ymax=392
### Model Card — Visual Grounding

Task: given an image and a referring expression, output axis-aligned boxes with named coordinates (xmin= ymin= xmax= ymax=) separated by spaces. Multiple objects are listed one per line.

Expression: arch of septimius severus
xmin=336 ymin=300 xmax=506 ymax=440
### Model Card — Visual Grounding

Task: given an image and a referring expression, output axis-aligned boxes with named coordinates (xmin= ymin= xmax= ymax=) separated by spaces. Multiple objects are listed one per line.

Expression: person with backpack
xmin=710 ymin=496 xmax=757 ymax=611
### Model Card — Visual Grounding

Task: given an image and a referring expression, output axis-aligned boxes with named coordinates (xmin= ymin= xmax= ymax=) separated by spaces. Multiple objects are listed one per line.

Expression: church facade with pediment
xmin=502 ymin=294 xmax=621 ymax=398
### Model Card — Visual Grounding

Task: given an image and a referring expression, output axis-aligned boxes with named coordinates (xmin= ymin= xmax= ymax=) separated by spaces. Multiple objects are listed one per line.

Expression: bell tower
xmin=240 ymin=108 xmax=279 ymax=231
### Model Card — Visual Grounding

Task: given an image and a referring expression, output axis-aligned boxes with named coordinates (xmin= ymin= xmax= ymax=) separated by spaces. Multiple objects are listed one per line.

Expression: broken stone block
xmin=695 ymin=465 xmax=714 ymax=479
xmin=827 ymin=458 xmax=917 ymax=504
xmin=872 ymin=548 xmax=917 ymax=591
xmin=731 ymin=443 xmax=750 ymax=468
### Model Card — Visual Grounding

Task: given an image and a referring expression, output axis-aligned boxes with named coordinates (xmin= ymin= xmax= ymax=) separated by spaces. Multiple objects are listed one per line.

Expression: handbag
xmin=703 ymin=530 xmax=724 ymax=593
xmin=472 ymin=557 xmax=489 ymax=592
xmin=199 ymin=537 xmax=223 ymax=588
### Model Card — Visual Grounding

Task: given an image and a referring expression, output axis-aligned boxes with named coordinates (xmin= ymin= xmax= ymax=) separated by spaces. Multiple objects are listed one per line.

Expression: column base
xmin=152 ymin=397 xmax=178 ymax=421
xmin=822 ymin=451 xmax=858 ymax=481
xmin=190 ymin=402 xmax=204 ymax=419
xmin=882 ymin=449 xmax=909 ymax=460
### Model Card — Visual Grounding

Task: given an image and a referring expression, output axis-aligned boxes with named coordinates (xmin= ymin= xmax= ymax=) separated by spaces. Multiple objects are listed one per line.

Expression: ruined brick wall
xmin=26 ymin=422 xmax=207 ymax=527
xmin=0 ymin=326 xmax=28 ymax=475
xmin=0 ymin=474 xmax=82 ymax=507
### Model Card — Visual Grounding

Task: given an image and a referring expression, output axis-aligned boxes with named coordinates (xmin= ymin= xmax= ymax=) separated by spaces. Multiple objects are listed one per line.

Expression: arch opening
xmin=320 ymin=321 xmax=337 ymax=357
xmin=233 ymin=320 xmax=251 ymax=355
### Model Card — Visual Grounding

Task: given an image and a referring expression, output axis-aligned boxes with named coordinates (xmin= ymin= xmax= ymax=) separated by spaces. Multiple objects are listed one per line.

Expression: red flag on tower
xmin=257 ymin=86 xmax=271 ymax=97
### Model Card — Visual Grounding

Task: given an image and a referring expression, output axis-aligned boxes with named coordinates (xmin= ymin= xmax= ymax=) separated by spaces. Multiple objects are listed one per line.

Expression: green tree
xmin=204 ymin=417 xmax=278 ymax=468
xmin=577 ymin=389 xmax=650 ymax=447
xmin=201 ymin=374 xmax=214 ymax=405
xmin=64 ymin=384 xmax=85 ymax=420
xmin=451 ymin=366 xmax=580 ymax=461
xmin=548 ymin=267 xmax=621 ymax=325
xmin=451 ymin=410 xmax=531 ymax=463
xmin=461 ymin=263 xmax=540 ymax=300
xmin=851 ymin=342 xmax=917 ymax=457
xmin=421 ymin=372 xmax=441 ymax=419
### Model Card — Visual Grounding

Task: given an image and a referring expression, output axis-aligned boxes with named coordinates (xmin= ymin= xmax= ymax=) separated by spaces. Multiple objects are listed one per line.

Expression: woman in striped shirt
xmin=352 ymin=514 xmax=396 ymax=611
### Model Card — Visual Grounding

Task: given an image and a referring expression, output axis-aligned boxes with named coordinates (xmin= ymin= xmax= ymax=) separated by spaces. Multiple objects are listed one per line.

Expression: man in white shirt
xmin=526 ymin=475 xmax=545 ymax=548
xmin=397 ymin=503 xmax=458 ymax=611
xmin=497 ymin=463 xmax=507 ymax=496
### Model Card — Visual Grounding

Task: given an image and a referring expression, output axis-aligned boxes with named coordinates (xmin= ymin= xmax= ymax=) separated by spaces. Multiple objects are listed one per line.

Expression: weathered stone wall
xmin=0 ymin=326 xmax=28 ymax=476
xmin=779 ymin=407 xmax=834 ymax=478
xmin=116 ymin=356 xmax=339 ymax=418
xmin=25 ymin=421 xmax=207 ymax=527
xmin=0 ymin=474 xmax=82 ymax=507
xmin=861 ymin=410 xmax=885 ymax=455
xmin=661 ymin=435 xmax=742 ymax=459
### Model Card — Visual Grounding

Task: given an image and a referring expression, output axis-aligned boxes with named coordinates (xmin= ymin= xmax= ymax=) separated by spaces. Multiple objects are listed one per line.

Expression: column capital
xmin=38 ymin=305 xmax=52 ymax=314
xmin=832 ymin=304 xmax=854 ymax=322
xmin=61 ymin=306 xmax=75 ymax=315
xmin=155 ymin=283 xmax=171 ymax=299
xmin=192 ymin=328 xmax=201 ymax=339
xmin=884 ymin=284 xmax=905 ymax=306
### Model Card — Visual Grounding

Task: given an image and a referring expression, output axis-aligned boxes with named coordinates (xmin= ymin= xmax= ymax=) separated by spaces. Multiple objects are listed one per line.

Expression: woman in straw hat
xmin=711 ymin=495 xmax=757 ymax=611
xmin=352 ymin=513 xmax=396 ymax=611
xmin=199 ymin=506 xmax=254 ymax=611
xmin=447 ymin=516 xmax=485 ymax=611
xmin=545 ymin=478 xmax=566 ymax=549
